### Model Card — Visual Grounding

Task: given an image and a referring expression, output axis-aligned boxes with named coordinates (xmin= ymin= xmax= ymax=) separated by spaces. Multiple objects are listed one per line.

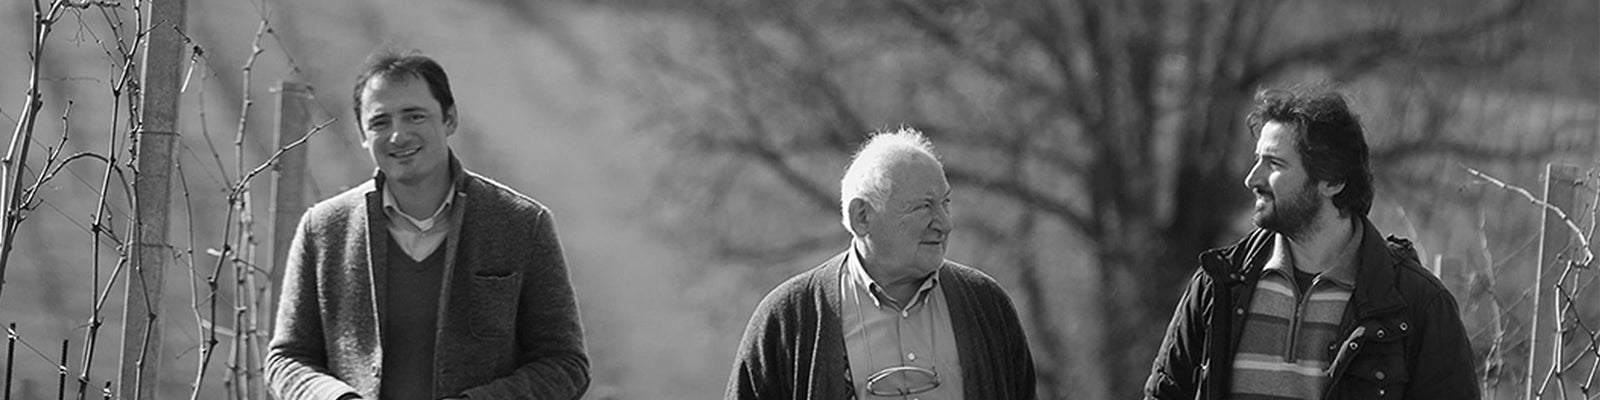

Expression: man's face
xmin=861 ymin=153 xmax=954 ymax=280
xmin=358 ymin=75 xmax=455 ymax=187
xmin=1244 ymin=121 xmax=1325 ymax=238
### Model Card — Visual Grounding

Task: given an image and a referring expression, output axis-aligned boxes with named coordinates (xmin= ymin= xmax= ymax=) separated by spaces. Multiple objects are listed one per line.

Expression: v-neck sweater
xmin=379 ymin=236 xmax=446 ymax=399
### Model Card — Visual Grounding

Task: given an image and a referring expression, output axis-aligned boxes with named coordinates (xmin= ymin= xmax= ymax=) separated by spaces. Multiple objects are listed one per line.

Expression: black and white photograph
xmin=0 ymin=0 xmax=1595 ymax=399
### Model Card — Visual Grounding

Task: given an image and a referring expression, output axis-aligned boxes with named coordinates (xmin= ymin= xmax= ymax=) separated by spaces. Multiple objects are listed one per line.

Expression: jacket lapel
xmin=1348 ymin=217 xmax=1407 ymax=319
xmin=940 ymin=261 xmax=984 ymax=399
xmin=435 ymin=157 xmax=468 ymax=332
xmin=1198 ymin=229 xmax=1272 ymax=399
xmin=816 ymin=251 xmax=850 ymax=398
xmin=364 ymin=182 xmax=390 ymax=335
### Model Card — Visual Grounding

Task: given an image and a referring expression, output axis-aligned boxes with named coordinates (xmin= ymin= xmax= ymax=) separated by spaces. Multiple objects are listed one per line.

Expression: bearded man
xmin=1143 ymin=86 xmax=1478 ymax=400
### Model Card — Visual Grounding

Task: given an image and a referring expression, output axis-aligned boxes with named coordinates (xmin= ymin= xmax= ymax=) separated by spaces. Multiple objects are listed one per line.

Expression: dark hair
xmin=351 ymin=50 xmax=455 ymax=130
xmin=1247 ymin=85 xmax=1374 ymax=217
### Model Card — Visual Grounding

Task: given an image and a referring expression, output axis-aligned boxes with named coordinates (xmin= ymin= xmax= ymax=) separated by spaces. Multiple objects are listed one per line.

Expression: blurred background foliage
xmin=0 ymin=0 xmax=1595 ymax=398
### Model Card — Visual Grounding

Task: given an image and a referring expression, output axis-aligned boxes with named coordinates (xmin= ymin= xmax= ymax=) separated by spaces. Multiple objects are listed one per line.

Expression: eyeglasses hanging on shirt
xmin=853 ymin=280 xmax=943 ymax=397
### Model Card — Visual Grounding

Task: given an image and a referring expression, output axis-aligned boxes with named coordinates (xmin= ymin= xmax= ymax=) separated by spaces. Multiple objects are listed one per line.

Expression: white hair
xmin=839 ymin=127 xmax=940 ymax=232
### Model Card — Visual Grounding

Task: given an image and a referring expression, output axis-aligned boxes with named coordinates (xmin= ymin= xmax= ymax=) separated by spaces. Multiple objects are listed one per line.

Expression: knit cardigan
xmin=265 ymin=158 xmax=589 ymax=400
xmin=725 ymin=251 xmax=1037 ymax=400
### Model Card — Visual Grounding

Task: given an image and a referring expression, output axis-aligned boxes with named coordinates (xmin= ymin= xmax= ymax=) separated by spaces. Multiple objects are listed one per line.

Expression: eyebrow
xmin=364 ymin=106 xmax=430 ymax=125
xmin=912 ymin=188 xmax=953 ymax=203
xmin=1257 ymin=153 xmax=1288 ymax=164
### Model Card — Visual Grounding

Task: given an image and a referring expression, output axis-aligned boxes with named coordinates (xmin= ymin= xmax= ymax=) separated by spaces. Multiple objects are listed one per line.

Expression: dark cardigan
xmin=725 ymin=251 xmax=1037 ymax=399
xmin=266 ymin=157 xmax=589 ymax=400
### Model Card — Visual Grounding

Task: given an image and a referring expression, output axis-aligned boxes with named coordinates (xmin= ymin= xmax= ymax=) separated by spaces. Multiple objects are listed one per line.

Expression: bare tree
xmin=610 ymin=0 xmax=1588 ymax=396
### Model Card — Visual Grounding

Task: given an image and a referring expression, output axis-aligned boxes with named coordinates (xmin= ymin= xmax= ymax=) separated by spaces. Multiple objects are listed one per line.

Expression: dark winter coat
xmin=1145 ymin=217 xmax=1479 ymax=400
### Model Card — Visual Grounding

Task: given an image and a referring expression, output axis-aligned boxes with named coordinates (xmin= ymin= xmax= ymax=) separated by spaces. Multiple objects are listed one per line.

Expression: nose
xmin=384 ymin=129 xmax=412 ymax=146
xmin=930 ymin=201 xmax=953 ymax=234
xmin=1243 ymin=159 xmax=1265 ymax=191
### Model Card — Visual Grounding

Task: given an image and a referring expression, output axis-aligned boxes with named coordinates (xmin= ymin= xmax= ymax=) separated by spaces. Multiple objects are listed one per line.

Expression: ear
xmin=846 ymin=197 xmax=873 ymax=238
xmin=443 ymin=105 xmax=458 ymax=137
xmin=1319 ymin=179 xmax=1345 ymax=199
xmin=358 ymin=126 xmax=374 ymax=149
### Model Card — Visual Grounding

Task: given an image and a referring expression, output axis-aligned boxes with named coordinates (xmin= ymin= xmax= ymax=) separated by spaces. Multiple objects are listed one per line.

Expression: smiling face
xmin=857 ymin=152 xmax=954 ymax=282
xmin=358 ymin=74 xmax=456 ymax=188
xmin=1245 ymin=121 xmax=1333 ymax=238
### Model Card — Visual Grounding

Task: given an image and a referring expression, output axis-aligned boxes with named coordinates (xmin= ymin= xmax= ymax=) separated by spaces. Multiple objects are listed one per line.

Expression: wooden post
xmin=56 ymin=340 xmax=66 ymax=400
xmin=5 ymin=323 xmax=14 ymax=400
xmin=118 ymin=0 xmax=187 ymax=399
xmin=1527 ymin=164 xmax=1581 ymax=399
xmin=267 ymin=80 xmax=311 ymax=319
xmin=255 ymin=79 xmax=310 ymax=400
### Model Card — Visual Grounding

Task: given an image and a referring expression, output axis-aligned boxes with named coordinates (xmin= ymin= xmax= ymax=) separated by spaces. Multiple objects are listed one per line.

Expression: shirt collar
xmin=381 ymin=178 xmax=457 ymax=232
xmin=1263 ymin=229 xmax=1360 ymax=288
xmin=845 ymin=243 xmax=942 ymax=311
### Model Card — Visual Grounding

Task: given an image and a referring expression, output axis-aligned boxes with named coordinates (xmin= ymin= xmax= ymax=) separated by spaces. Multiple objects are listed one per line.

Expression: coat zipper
xmin=1285 ymin=276 xmax=1309 ymax=363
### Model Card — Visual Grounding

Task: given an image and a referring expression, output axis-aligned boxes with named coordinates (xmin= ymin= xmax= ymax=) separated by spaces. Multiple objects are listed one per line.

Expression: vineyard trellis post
xmin=117 ymin=0 xmax=187 ymax=398
xmin=1527 ymin=163 xmax=1589 ymax=399
xmin=267 ymin=79 xmax=311 ymax=332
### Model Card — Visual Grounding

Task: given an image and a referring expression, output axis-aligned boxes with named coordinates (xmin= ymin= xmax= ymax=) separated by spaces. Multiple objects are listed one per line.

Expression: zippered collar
xmin=1196 ymin=216 xmax=1419 ymax=399
xmin=1200 ymin=217 xmax=1409 ymax=316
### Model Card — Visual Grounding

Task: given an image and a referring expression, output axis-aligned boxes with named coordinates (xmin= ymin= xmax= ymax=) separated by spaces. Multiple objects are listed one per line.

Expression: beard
xmin=1252 ymin=179 xmax=1322 ymax=239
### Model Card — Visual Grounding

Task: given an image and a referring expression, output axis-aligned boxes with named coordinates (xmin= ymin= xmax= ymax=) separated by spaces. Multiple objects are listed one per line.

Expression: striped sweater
xmin=1230 ymin=234 xmax=1358 ymax=399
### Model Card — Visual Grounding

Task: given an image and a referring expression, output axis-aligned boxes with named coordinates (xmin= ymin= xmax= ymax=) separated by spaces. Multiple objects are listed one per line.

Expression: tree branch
xmin=943 ymin=166 xmax=1095 ymax=236
xmin=687 ymin=134 xmax=838 ymax=214
xmin=1374 ymin=138 xmax=1567 ymax=165
xmin=1247 ymin=0 xmax=1531 ymax=84
xmin=709 ymin=232 xmax=841 ymax=265
xmin=1463 ymin=165 xmax=1594 ymax=268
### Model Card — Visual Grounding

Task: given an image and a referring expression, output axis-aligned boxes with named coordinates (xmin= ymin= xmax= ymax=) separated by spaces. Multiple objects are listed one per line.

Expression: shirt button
xmin=1235 ymin=307 xmax=1245 ymax=315
xmin=1376 ymin=329 xmax=1386 ymax=338
xmin=1399 ymin=322 xmax=1409 ymax=331
xmin=901 ymin=311 xmax=909 ymax=318
xmin=1375 ymin=370 xmax=1386 ymax=380
xmin=908 ymin=352 xmax=917 ymax=361
xmin=1378 ymin=388 xmax=1387 ymax=396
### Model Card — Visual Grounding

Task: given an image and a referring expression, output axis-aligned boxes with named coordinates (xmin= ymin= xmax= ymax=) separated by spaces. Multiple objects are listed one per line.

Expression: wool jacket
xmin=1144 ymin=217 xmax=1479 ymax=400
xmin=725 ymin=251 xmax=1037 ymax=400
xmin=266 ymin=157 xmax=589 ymax=400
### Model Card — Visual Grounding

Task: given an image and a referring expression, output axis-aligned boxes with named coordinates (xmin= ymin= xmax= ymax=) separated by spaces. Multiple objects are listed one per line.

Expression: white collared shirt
xmin=839 ymin=246 xmax=963 ymax=400
xmin=381 ymin=185 xmax=454 ymax=262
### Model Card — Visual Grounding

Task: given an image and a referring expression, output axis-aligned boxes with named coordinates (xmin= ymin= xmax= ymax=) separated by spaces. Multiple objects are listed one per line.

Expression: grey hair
xmin=839 ymin=127 xmax=940 ymax=233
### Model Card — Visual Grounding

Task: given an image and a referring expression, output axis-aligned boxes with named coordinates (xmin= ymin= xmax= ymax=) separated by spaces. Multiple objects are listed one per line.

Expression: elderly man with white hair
xmin=725 ymin=128 xmax=1037 ymax=400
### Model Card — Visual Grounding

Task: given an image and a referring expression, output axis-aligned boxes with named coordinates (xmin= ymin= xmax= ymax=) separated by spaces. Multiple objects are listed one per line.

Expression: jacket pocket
xmin=467 ymin=272 xmax=521 ymax=339
xmin=1336 ymin=341 xmax=1410 ymax=399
